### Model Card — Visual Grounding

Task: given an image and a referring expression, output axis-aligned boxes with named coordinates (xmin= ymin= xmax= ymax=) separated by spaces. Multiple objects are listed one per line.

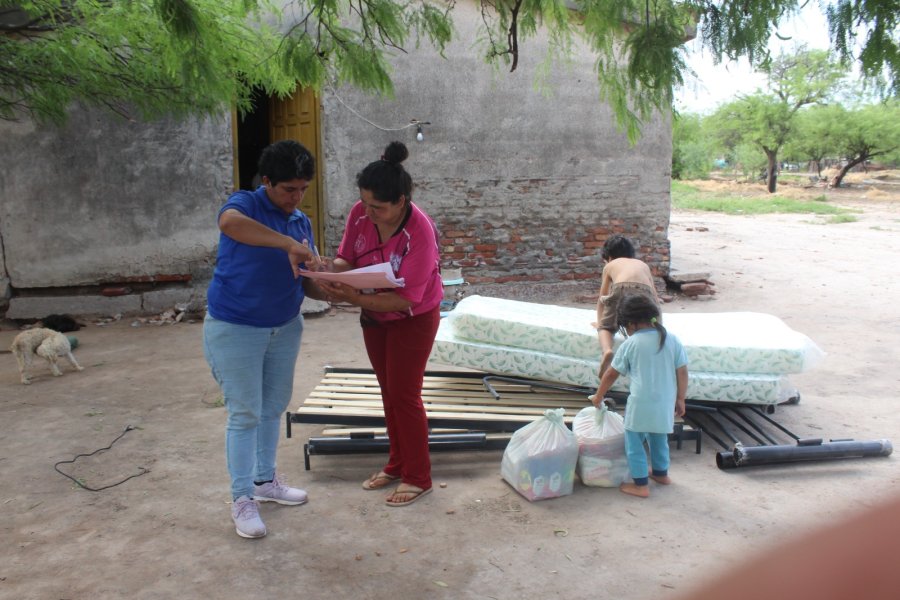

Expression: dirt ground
xmin=2 ymin=180 xmax=899 ymax=600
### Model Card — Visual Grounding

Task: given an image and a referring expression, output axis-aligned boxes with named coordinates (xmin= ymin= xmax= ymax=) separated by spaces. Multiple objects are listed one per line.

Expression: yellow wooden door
xmin=270 ymin=87 xmax=324 ymax=248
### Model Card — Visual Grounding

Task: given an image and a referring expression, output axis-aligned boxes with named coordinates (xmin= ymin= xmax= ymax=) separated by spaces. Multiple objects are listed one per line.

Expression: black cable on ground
xmin=53 ymin=425 xmax=150 ymax=492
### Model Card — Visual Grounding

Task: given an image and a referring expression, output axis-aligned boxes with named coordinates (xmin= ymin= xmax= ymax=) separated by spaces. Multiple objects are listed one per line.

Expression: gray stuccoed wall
xmin=0 ymin=2 xmax=672 ymax=319
xmin=320 ymin=1 xmax=672 ymax=291
xmin=0 ymin=108 xmax=231 ymax=318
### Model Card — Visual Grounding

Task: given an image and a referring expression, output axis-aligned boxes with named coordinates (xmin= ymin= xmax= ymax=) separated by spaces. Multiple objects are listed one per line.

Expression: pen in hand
xmin=309 ymin=242 xmax=332 ymax=272
xmin=311 ymin=244 xmax=326 ymax=272
xmin=299 ymin=238 xmax=331 ymax=273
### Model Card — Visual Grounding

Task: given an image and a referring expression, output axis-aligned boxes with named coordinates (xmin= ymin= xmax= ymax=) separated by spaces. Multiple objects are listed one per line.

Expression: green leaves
xmin=0 ymin=0 xmax=451 ymax=124
xmin=275 ymin=0 xmax=456 ymax=100
xmin=412 ymin=3 xmax=454 ymax=52
xmin=280 ymin=35 xmax=328 ymax=91
xmin=155 ymin=0 xmax=200 ymax=37
xmin=827 ymin=0 xmax=899 ymax=96
xmin=700 ymin=0 xmax=791 ymax=66
xmin=1 ymin=0 xmax=293 ymax=123
xmin=3 ymin=0 xmax=897 ymax=141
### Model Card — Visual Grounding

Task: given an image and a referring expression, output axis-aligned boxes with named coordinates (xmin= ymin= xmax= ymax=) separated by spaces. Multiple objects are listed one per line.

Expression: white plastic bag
xmin=573 ymin=405 xmax=629 ymax=487
xmin=501 ymin=408 xmax=578 ymax=501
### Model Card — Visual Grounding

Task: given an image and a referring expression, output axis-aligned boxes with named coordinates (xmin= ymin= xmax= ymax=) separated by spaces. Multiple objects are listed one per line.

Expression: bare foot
xmin=619 ymin=482 xmax=650 ymax=498
xmin=650 ymin=474 xmax=672 ymax=485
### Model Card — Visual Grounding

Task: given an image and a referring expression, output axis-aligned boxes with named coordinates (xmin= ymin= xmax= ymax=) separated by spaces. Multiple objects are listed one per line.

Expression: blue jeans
xmin=624 ymin=430 xmax=670 ymax=485
xmin=203 ymin=314 xmax=303 ymax=500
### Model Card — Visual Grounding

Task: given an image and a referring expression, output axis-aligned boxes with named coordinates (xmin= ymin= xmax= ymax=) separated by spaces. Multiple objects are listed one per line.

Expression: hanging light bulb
xmin=416 ymin=124 xmax=424 ymax=142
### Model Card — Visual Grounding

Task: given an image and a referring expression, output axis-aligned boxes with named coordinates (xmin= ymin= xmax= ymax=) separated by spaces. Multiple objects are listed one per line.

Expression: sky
xmin=674 ymin=4 xmax=832 ymax=114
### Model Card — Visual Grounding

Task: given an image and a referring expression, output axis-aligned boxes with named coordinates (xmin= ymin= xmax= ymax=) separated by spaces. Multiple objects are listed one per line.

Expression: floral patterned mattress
xmin=443 ymin=296 xmax=824 ymax=375
xmin=430 ymin=323 xmax=798 ymax=404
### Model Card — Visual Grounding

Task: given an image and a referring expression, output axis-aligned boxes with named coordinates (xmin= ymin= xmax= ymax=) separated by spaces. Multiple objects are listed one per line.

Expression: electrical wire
xmin=328 ymin=84 xmax=424 ymax=132
xmin=53 ymin=425 xmax=150 ymax=492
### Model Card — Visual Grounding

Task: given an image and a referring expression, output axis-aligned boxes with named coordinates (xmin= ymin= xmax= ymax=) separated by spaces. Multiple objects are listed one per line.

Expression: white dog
xmin=10 ymin=328 xmax=84 ymax=385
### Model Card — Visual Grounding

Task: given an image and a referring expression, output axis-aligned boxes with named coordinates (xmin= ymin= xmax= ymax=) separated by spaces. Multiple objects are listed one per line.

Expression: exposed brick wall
xmin=321 ymin=2 xmax=674 ymax=292
xmin=419 ymin=176 xmax=671 ymax=288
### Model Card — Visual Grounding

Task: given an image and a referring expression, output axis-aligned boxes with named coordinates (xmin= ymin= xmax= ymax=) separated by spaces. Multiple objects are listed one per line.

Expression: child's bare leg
xmin=598 ymin=329 xmax=615 ymax=377
xmin=620 ymin=482 xmax=650 ymax=498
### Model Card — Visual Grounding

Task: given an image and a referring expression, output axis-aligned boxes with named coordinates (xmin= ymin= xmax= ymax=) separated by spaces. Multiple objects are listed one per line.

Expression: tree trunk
xmin=830 ymin=155 xmax=867 ymax=188
xmin=765 ymin=151 xmax=778 ymax=193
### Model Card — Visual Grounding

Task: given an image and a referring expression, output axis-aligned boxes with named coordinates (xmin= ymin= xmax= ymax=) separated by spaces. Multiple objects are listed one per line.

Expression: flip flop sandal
xmin=362 ymin=472 xmax=400 ymax=490
xmin=384 ymin=486 xmax=432 ymax=507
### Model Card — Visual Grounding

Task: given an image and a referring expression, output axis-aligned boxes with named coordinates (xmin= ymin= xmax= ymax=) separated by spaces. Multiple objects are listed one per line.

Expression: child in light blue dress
xmin=590 ymin=294 xmax=688 ymax=498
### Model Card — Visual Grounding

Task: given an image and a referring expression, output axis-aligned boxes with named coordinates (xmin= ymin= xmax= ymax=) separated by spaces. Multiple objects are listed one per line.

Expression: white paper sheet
xmin=299 ymin=262 xmax=405 ymax=289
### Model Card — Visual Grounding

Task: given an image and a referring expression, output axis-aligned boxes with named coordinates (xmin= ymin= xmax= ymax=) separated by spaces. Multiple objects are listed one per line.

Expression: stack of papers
xmin=298 ymin=262 xmax=404 ymax=289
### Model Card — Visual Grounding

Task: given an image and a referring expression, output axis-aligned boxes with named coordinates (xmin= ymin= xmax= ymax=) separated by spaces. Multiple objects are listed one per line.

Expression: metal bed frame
xmin=287 ymin=367 xmax=700 ymax=470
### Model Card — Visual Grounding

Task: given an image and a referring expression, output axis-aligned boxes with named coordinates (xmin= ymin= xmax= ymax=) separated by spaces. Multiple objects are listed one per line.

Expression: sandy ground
xmin=1 ymin=188 xmax=899 ymax=600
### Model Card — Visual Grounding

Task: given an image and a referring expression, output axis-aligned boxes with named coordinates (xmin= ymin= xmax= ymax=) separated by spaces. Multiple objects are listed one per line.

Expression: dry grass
xmin=830 ymin=167 xmax=900 ymax=184
xmin=696 ymin=169 xmax=900 ymax=208
xmin=862 ymin=187 xmax=894 ymax=201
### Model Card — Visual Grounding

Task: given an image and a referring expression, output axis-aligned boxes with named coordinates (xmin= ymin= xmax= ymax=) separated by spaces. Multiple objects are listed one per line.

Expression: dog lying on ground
xmin=10 ymin=328 xmax=84 ymax=385
xmin=39 ymin=313 xmax=82 ymax=332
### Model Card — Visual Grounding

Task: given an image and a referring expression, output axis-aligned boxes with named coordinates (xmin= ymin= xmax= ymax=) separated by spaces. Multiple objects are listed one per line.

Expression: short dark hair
xmin=356 ymin=141 xmax=413 ymax=204
xmin=602 ymin=235 xmax=636 ymax=260
xmin=258 ymin=140 xmax=315 ymax=185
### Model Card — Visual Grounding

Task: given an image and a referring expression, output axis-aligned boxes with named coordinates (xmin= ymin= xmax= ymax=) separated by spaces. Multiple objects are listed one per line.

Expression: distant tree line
xmin=673 ymin=48 xmax=900 ymax=191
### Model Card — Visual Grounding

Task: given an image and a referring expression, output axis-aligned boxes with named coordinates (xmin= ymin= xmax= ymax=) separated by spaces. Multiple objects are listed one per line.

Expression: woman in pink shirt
xmin=321 ymin=141 xmax=443 ymax=507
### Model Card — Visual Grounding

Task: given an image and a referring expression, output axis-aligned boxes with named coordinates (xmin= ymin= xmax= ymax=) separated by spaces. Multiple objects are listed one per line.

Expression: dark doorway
xmin=236 ymin=88 xmax=270 ymax=191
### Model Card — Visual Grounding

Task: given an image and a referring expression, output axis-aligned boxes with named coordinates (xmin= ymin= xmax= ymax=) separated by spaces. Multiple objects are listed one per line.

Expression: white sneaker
xmin=253 ymin=474 xmax=308 ymax=506
xmin=231 ymin=496 xmax=266 ymax=538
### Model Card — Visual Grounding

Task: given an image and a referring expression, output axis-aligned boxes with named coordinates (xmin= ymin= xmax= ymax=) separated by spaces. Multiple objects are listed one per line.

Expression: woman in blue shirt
xmin=203 ymin=140 xmax=327 ymax=538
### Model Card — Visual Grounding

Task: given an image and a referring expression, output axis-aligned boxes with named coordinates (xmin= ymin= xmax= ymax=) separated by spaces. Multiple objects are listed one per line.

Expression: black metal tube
xmin=747 ymin=405 xmax=799 ymax=441
xmin=306 ymin=433 xmax=492 ymax=455
xmin=482 ymin=375 xmax=596 ymax=400
xmin=703 ymin=413 xmax=743 ymax=445
xmin=717 ymin=439 xmax=893 ymax=470
xmin=729 ymin=408 xmax=782 ymax=445
xmin=718 ymin=408 xmax=769 ymax=446
xmin=684 ymin=403 xmax=719 ymax=413
xmin=684 ymin=414 xmax=730 ymax=450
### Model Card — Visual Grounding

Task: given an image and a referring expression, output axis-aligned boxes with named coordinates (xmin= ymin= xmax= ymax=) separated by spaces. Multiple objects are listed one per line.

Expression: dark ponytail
xmin=356 ymin=141 xmax=413 ymax=204
xmin=616 ymin=293 xmax=666 ymax=351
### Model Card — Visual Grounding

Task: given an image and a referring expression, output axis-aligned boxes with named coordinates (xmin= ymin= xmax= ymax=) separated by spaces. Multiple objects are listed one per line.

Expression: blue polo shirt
xmin=206 ymin=186 xmax=314 ymax=327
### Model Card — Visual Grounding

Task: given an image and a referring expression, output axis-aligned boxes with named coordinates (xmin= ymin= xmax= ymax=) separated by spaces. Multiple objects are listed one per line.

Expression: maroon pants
xmin=362 ymin=306 xmax=440 ymax=490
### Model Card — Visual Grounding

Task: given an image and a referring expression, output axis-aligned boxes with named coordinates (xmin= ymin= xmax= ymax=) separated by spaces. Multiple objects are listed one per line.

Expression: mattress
xmin=445 ymin=296 xmax=824 ymax=375
xmin=431 ymin=322 xmax=799 ymax=405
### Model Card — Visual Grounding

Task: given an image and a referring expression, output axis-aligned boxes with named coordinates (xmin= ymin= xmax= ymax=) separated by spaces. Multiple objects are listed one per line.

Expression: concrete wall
xmin=320 ymin=2 xmax=673 ymax=290
xmin=0 ymin=108 xmax=231 ymax=318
